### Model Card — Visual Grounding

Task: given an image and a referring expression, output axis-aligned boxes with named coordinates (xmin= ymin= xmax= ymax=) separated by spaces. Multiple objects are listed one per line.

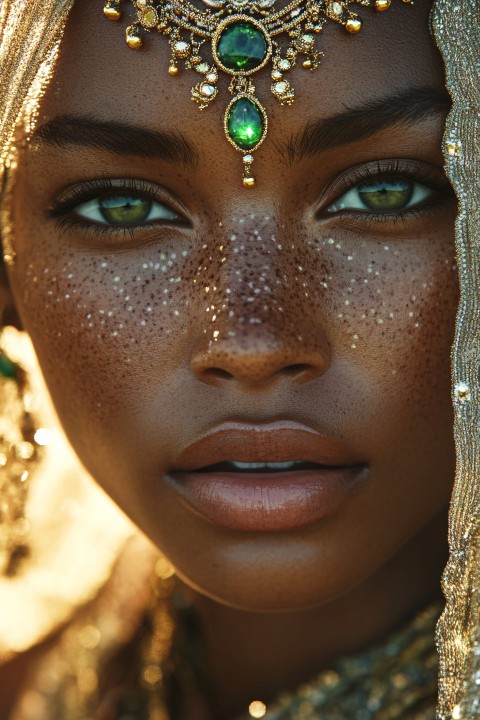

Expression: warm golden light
xmin=249 ymin=700 xmax=267 ymax=718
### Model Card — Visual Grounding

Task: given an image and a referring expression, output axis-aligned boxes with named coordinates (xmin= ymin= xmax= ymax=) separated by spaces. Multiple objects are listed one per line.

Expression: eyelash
xmin=48 ymin=177 xmax=185 ymax=241
xmin=321 ymin=159 xmax=453 ymax=224
xmin=48 ymin=161 xmax=454 ymax=241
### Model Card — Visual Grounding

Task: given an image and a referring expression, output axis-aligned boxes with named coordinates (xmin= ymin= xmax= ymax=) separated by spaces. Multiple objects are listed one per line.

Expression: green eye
xmin=328 ymin=178 xmax=432 ymax=214
xmin=99 ymin=195 xmax=152 ymax=224
xmin=357 ymin=179 xmax=412 ymax=211
xmin=74 ymin=192 xmax=181 ymax=226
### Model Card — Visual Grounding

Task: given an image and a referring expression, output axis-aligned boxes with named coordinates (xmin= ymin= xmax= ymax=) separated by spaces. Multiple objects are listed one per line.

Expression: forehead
xmin=38 ymin=0 xmax=443 ymax=179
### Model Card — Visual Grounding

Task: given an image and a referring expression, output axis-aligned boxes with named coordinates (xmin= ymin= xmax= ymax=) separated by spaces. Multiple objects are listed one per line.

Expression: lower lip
xmin=168 ymin=467 xmax=366 ymax=532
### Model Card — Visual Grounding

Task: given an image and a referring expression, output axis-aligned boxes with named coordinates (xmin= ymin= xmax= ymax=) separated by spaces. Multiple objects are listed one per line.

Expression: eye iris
xmin=99 ymin=195 xmax=151 ymax=224
xmin=358 ymin=179 xmax=413 ymax=211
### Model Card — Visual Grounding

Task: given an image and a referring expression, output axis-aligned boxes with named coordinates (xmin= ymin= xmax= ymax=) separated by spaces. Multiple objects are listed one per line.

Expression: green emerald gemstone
xmin=227 ymin=97 xmax=264 ymax=151
xmin=217 ymin=21 xmax=268 ymax=72
xmin=0 ymin=354 xmax=17 ymax=379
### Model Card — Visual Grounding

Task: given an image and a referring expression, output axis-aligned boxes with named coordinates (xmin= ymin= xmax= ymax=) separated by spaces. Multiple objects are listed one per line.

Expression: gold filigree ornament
xmin=103 ymin=0 xmax=413 ymax=187
xmin=0 ymin=329 xmax=46 ymax=578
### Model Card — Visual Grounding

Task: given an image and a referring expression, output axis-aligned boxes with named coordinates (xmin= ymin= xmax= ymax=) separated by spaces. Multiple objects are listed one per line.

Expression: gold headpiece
xmin=103 ymin=0 xmax=413 ymax=186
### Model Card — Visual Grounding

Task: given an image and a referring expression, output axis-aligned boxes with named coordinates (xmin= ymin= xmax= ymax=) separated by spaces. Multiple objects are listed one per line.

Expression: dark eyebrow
xmin=34 ymin=115 xmax=199 ymax=168
xmin=280 ymin=87 xmax=450 ymax=163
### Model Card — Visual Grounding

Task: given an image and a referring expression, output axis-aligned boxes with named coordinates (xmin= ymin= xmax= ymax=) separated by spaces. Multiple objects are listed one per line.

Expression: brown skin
xmin=1 ymin=0 xmax=457 ymax=716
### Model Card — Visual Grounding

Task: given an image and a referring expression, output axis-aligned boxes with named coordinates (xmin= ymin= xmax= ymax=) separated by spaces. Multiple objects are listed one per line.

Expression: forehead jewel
xmin=103 ymin=0 xmax=414 ymax=186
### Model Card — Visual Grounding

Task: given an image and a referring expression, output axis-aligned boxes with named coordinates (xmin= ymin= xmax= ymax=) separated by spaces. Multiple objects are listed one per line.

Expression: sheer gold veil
xmin=432 ymin=2 xmax=480 ymax=718
xmin=0 ymin=1 xmax=478 ymax=717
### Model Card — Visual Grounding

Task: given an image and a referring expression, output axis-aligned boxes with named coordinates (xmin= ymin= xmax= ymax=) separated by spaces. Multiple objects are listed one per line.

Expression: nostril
xmin=203 ymin=367 xmax=234 ymax=382
xmin=283 ymin=364 xmax=314 ymax=377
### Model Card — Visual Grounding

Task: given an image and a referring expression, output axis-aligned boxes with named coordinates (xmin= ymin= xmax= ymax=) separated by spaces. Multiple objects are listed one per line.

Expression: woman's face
xmin=8 ymin=0 xmax=457 ymax=611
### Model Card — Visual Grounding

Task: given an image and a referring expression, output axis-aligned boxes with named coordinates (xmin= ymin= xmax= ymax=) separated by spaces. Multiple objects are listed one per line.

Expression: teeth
xmin=231 ymin=461 xmax=299 ymax=471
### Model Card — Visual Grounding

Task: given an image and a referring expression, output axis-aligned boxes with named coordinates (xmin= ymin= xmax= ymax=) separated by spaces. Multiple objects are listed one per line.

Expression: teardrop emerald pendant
xmin=225 ymin=96 xmax=266 ymax=152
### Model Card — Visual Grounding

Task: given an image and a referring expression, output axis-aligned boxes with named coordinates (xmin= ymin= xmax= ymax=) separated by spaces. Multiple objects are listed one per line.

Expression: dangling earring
xmin=0 ymin=327 xmax=44 ymax=577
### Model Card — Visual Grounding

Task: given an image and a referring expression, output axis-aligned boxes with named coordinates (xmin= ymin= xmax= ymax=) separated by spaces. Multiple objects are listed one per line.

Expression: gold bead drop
xmin=104 ymin=6 xmax=121 ymax=20
xmin=126 ymin=28 xmax=143 ymax=49
xmin=249 ymin=700 xmax=267 ymax=718
xmin=303 ymin=59 xmax=313 ymax=68
xmin=345 ymin=17 xmax=362 ymax=32
xmin=375 ymin=0 xmax=391 ymax=9
xmin=168 ymin=64 xmax=179 ymax=75
xmin=243 ymin=176 xmax=256 ymax=188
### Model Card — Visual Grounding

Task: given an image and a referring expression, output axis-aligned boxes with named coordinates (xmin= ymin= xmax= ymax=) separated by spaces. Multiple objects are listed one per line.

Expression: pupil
xmin=358 ymin=179 xmax=413 ymax=211
xmin=100 ymin=195 xmax=151 ymax=224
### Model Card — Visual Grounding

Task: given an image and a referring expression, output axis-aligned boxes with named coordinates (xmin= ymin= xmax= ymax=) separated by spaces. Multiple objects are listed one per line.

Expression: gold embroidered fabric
xmin=432 ymin=2 xmax=480 ymax=719
xmin=0 ymin=0 xmax=480 ymax=718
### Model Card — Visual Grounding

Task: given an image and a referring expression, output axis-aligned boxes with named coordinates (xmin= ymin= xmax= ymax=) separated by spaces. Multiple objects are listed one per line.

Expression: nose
xmin=189 ymin=216 xmax=332 ymax=388
xmin=190 ymin=331 xmax=330 ymax=386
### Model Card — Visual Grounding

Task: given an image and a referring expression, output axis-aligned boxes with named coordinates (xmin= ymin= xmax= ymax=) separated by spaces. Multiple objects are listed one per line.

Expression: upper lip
xmin=172 ymin=420 xmax=366 ymax=472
